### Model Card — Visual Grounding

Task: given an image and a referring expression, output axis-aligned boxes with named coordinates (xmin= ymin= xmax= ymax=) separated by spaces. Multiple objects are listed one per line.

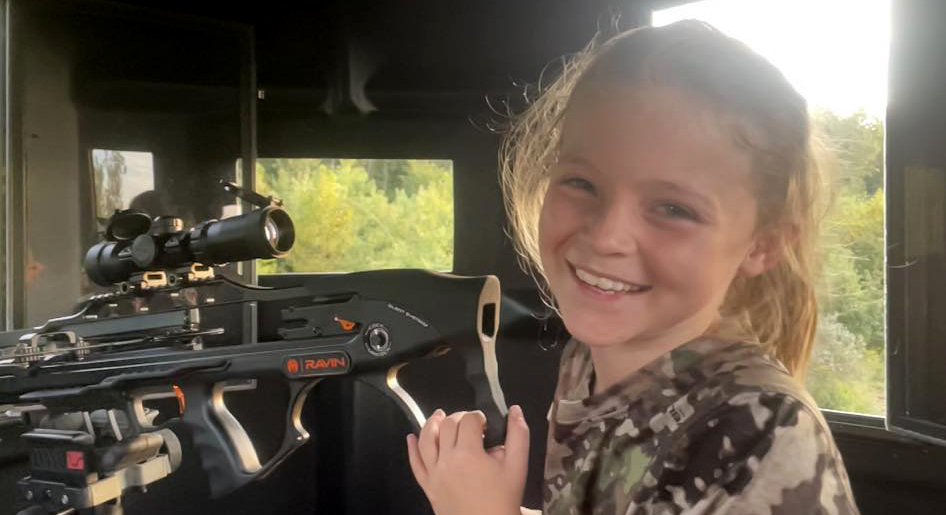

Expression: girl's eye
xmin=656 ymin=203 xmax=698 ymax=221
xmin=562 ymin=177 xmax=596 ymax=193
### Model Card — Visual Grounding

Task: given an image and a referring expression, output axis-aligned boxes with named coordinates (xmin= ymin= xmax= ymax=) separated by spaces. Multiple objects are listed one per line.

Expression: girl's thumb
xmin=503 ymin=405 xmax=530 ymax=478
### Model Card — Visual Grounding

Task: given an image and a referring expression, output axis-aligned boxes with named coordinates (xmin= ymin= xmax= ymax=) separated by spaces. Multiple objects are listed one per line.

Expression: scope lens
xmin=264 ymin=217 xmax=280 ymax=248
xmin=264 ymin=208 xmax=294 ymax=254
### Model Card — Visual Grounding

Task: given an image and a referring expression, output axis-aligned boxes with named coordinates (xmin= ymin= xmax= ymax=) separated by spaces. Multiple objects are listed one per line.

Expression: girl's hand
xmin=406 ymin=405 xmax=530 ymax=515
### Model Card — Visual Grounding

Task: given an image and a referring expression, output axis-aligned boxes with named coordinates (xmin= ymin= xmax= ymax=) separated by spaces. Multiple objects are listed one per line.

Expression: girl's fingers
xmin=486 ymin=444 xmax=506 ymax=460
xmin=418 ymin=408 xmax=445 ymax=467
xmin=406 ymin=433 xmax=428 ymax=486
xmin=456 ymin=410 xmax=487 ymax=450
xmin=503 ymin=405 xmax=531 ymax=479
xmin=437 ymin=411 xmax=466 ymax=454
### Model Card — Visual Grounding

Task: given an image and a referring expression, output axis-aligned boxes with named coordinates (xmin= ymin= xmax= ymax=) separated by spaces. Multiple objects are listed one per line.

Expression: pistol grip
xmin=177 ymin=377 xmax=319 ymax=498
xmin=463 ymin=275 xmax=508 ymax=448
xmin=460 ymin=344 xmax=508 ymax=448
xmin=366 ymin=275 xmax=509 ymax=447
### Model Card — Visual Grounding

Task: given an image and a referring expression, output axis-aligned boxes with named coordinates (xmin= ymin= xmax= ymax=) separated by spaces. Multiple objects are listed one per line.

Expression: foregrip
xmin=177 ymin=376 xmax=319 ymax=498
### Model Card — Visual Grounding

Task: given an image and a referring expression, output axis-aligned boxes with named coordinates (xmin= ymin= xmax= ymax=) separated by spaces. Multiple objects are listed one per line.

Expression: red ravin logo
xmin=284 ymin=352 xmax=350 ymax=377
xmin=304 ymin=357 xmax=347 ymax=370
xmin=65 ymin=451 xmax=85 ymax=471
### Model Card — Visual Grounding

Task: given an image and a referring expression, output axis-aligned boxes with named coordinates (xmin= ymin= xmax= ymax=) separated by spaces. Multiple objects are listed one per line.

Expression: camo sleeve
xmin=650 ymin=390 xmax=860 ymax=515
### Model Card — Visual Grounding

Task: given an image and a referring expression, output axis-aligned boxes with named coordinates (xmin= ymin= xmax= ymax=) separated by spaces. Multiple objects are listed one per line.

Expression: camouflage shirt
xmin=543 ymin=337 xmax=860 ymax=515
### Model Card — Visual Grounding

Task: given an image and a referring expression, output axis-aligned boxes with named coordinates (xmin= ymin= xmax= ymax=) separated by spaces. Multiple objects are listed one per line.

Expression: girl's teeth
xmin=575 ymin=268 xmax=643 ymax=292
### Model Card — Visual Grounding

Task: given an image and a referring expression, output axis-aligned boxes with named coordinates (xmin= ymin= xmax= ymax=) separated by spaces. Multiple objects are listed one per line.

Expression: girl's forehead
xmin=560 ymin=84 xmax=753 ymax=184
xmin=564 ymin=84 xmax=728 ymax=145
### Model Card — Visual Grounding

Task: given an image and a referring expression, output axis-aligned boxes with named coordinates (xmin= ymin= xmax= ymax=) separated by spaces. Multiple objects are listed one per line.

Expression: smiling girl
xmin=406 ymin=20 xmax=860 ymax=515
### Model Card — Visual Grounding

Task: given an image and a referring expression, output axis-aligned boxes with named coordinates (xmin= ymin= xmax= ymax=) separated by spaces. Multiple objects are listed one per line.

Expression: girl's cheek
xmin=543 ymin=191 xmax=586 ymax=230
xmin=644 ymin=232 xmax=715 ymax=281
xmin=645 ymin=227 xmax=696 ymax=254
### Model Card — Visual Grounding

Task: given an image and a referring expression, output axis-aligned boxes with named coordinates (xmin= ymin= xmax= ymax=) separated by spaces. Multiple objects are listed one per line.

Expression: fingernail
xmin=474 ymin=410 xmax=486 ymax=422
xmin=434 ymin=408 xmax=445 ymax=418
xmin=511 ymin=405 xmax=523 ymax=419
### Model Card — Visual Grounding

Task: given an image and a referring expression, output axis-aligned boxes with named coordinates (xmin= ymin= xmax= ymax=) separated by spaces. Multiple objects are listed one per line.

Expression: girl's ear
xmin=740 ymin=226 xmax=791 ymax=278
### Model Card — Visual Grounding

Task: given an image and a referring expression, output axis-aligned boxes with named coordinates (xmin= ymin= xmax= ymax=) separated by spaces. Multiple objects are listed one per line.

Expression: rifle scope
xmin=85 ymin=201 xmax=294 ymax=287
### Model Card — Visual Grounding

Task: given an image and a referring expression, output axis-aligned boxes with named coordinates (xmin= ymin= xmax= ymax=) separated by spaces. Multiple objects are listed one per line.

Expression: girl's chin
xmin=565 ymin=324 xmax=640 ymax=349
xmin=579 ymin=339 xmax=628 ymax=351
xmin=561 ymin=308 xmax=639 ymax=340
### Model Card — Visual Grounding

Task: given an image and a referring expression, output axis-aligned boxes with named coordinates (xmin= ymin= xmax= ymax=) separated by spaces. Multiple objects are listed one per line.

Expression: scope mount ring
xmin=106 ymin=210 xmax=153 ymax=242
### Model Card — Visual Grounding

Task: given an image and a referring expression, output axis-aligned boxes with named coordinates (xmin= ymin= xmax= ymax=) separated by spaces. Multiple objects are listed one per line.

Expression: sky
xmin=653 ymin=0 xmax=890 ymax=117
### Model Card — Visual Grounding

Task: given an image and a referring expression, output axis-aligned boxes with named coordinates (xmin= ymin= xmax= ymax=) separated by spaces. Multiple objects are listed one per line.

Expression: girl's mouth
xmin=570 ymin=264 xmax=652 ymax=296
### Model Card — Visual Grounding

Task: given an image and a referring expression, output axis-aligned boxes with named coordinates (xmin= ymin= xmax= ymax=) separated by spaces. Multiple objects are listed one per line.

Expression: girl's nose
xmin=584 ymin=198 xmax=640 ymax=256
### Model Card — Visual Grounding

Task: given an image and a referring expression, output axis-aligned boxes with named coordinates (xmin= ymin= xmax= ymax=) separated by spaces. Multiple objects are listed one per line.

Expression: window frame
xmin=882 ymin=0 xmax=946 ymax=446
xmin=0 ymin=0 xmax=9 ymax=331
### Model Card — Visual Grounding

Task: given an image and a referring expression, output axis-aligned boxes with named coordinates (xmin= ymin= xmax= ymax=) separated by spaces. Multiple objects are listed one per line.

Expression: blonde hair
xmin=499 ymin=21 xmax=826 ymax=376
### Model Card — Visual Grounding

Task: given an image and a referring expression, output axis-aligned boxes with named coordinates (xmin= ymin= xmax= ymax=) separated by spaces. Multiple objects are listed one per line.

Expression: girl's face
xmin=539 ymin=85 xmax=773 ymax=350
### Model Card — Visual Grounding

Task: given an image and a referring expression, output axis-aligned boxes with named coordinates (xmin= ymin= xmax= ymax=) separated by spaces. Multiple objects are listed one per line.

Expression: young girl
xmin=406 ymin=20 xmax=861 ymax=515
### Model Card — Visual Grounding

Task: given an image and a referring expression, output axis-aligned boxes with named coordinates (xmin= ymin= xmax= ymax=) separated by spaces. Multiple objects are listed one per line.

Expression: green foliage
xmin=818 ymin=190 xmax=884 ymax=350
xmin=255 ymin=158 xmax=454 ymax=274
xmin=809 ymin=110 xmax=886 ymax=414
xmin=815 ymin=108 xmax=885 ymax=196
xmin=806 ymin=314 xmax=885 ymax=415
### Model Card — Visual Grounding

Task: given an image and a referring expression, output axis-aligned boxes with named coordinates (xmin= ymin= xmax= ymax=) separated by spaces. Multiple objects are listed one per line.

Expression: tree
xmin=93 ymin=150 xmax=126 ymax=218
xmin=817 ymin=190 xmax=884 ymax=350
xmin=808 ymin=109 xmax=886 ymax=414
xmin=806 ymin=313 xmax=885 ymax=415
xmin=255 ymin=158 xmax=454 ymax=274
xmin=814 ymin=108 xmax=884 ymax=197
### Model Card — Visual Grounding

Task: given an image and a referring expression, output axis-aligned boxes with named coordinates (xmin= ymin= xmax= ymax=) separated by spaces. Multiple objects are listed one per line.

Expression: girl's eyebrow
xmin=556 ymin=153 xmax=598 ymax=171
xmin=645 ymin=179 xmax=717 ymax=212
